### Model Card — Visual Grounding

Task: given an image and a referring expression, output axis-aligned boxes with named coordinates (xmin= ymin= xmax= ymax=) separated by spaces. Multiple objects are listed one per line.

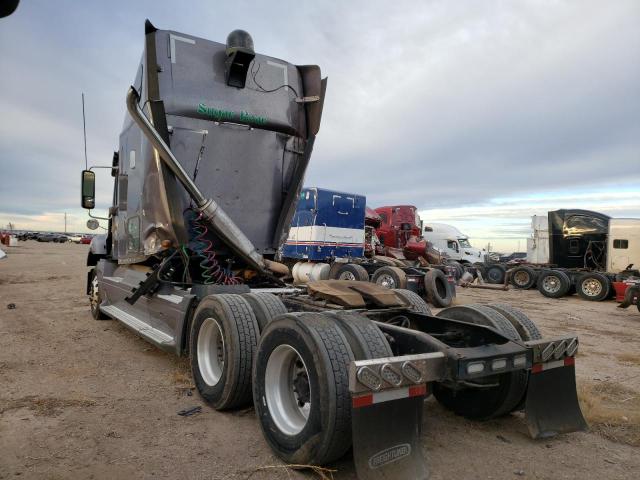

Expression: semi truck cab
xmin=423 ymin=223 xmax=484 ymax=264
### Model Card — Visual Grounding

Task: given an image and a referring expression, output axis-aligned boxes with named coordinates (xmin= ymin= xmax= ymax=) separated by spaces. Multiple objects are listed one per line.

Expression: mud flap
xmin=525 ymin=359 xmax=588 ymax=438
xmin=352 ymin=390 xmax=428 ymax=480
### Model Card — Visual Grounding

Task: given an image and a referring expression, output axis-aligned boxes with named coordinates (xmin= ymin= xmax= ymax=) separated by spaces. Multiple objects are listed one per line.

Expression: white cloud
xmin=0 ymin=0 xmax=638 ymax=239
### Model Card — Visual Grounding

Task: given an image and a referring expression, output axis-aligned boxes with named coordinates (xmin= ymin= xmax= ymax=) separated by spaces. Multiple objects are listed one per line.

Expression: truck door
xmin=376 ymin=209 xmax=392 ymax=248
xmin=293 ymin=189 xmax=317 ymax=257
xmin=447 ymin=240 xmax=460 ymax=259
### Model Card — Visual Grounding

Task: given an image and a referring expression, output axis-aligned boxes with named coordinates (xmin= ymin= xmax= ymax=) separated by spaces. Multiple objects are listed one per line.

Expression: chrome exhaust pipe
xmin=125 ymin=86 xmax=266 ymax=272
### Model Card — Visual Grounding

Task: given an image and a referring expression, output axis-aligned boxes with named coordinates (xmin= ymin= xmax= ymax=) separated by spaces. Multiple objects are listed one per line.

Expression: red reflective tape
xmin=352 ymin=394 xmax=373 ymax=408
xmin=531 ymin=363 xmax=544 ymax=374
xmin=564 ymin=356 xmax=575 ymax=367
xmin=408 ymin=384 xmax=427 ymax=397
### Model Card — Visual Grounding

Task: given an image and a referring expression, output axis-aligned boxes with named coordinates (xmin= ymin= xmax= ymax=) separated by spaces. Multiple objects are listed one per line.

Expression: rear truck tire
xmin=434 ymin=305 xmax=528 ymax=419
xmin=537 ymin=269 xmax=571 ymax=298
xmin=509 ymin=266 xmax=538 ymax=289
xmin=253 ymin=312 xmax=354 ymax=465
xmin=89 ymin=269 xmax=109 ymax=320
xmin=241 ymin=292 xmax=287 ymax=331
xmin=486 ymin=303 xmax=541 ymax=411
xmin=485 ymin=264 xmax=506 ymax=284
xmin=424 ymin=269 xmax=452 ymax=308
xmin=393 ymin=288 xmax=433 ymax=315
xmin=190 ymin=294 xmax=259 ymax=410
xmin=325 ymin=311 xmax=393 ymax=360
xmin=486 ymin=303 xmax=542 ymax=341
xmin=371 ymin=266 xmax=408 ymax=289
xmin=331 ymin=263 xmax=370 ymax=282
xmin=576 ymin=272 xmax=610 ymax=301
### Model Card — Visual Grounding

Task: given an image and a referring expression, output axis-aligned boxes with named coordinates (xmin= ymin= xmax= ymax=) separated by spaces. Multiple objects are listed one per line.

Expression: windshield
xmin=458 ymin=238 xmax=472 ymax=248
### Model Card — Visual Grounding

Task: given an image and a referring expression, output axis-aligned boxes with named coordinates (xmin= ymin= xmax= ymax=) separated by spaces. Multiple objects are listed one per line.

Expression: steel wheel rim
xmin=198 ymin=318 xmax=225 ymax=387
xmin=543 ymin=275 xmax=561 ymax=293
xmin=377 ymin=273 xmax=396 ymax=289
xmin=488 ymin=269 xmax=502 ymax=282
xmin=265 ymin=344 xmax=311 ymax=436
xmin=513 ymin=271 xmax=529 ymax=286
xmin=583 ymin=279 xmax=602 ymax=297
xmin=339 ymin=271 xmax=356 ymax=281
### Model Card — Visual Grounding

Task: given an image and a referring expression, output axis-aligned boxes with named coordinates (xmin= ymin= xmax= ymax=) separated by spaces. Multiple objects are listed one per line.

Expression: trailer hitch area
xmin=523 ymin=336 xmax=588 ymax=439
xmin=349 ymin=353 xmax=446 ymax=480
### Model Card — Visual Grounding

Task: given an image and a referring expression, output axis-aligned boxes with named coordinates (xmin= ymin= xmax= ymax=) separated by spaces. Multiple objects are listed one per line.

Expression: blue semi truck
xmin=282 ymin=187 xmax=366 ymax=261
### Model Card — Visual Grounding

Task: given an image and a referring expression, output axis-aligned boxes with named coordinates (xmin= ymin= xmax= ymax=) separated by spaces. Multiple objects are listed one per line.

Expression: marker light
xmin=466 ymin=362 xmax=485 ymax=374
xmin=491 ymin=358 xmax=508 ymax=371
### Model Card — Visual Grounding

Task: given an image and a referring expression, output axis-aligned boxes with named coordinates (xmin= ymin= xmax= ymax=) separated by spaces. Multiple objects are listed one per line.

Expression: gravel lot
xmin=1 ymin=242 xmax=639 ymax=479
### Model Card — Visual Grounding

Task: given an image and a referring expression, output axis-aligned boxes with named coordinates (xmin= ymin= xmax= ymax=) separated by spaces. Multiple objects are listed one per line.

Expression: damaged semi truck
xmin=506 ymin=210 xmax=640 ymax=301
xmin=81 ymin=22 xmax=587 ymax=480
xmin=282 ymin=189 xmax=456 ymax=308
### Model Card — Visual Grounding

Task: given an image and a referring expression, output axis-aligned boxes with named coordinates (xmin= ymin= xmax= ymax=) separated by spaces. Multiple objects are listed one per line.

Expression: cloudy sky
xmin=1 ymin=0 xmax=638 ymax=251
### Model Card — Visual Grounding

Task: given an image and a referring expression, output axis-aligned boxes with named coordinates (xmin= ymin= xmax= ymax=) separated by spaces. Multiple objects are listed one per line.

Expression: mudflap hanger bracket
xmin=523 ymin=335 xmax=588 ymax=438
xmin=349 ymin=352 xmax=446 ymax=480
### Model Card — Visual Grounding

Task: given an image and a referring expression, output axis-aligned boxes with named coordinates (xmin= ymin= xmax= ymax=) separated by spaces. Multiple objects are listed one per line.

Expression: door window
xmin=568 ymin=238 xmax=580 ymax=255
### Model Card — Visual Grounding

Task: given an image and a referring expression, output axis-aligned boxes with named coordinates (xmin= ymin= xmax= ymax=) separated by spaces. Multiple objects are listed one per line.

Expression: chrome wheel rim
xmin=543 ymin=275 xmax=561 ymax=293
xmin=90 ymin=276 xmax=100 ymax=311
xmin=339 ymin=271 xmax=356 ymax=281
xmin=377 ymin=273 xmax=396 ymax=289
xmin=265 ymin=344 xmax=311 ymax=436
xmin=514 ymin=271 xmax=529 ymax=286
xmin=197 ymin=318 xmax=225 ymax=387
xmin=583 ymin=279 xmax=602 ymax=297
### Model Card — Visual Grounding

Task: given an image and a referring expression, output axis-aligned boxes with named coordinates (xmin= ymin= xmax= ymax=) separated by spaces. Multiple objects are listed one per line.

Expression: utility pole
xmin=64 ymin=213 xmax=67 ymax=234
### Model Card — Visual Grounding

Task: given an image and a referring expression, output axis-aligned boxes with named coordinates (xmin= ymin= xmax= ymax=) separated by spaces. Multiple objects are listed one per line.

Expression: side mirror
xmin=81 ymin=170 xmax=96 ymax=209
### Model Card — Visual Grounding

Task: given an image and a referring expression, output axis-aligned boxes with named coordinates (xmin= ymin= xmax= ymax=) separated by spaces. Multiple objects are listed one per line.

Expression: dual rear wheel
xmin=189 ymin=293 xmax=392 ymax=465
xmin=190 ymin=293 xmax=540 ymax=461
xmin=434 ymin=303 xmax=540 ymax=419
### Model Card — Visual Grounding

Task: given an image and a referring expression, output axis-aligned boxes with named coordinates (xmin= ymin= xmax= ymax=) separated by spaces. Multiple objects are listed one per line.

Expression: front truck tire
xmin=433 ymin=305 xmax=528 ymax=419
xmin=330 ymin=263 xmax=370 ymax=282
xmin=371 ymin=266 xmax=408 ymax=289
xmin=190 ymin=294 xmax=259 ymax=410
xmin=88 ymin=268 xmax=109 ymax=320
xmin=253 ymin=313 xmax=355 ymax=465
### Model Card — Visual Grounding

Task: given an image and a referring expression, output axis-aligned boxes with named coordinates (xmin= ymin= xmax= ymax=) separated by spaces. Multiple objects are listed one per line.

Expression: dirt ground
xmin=1 ymin=242 xmax=639 ymax=480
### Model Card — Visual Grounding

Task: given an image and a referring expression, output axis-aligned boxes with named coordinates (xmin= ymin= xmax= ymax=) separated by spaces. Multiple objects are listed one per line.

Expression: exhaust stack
xmin=125 ymin=86 xmax=266 ymax=273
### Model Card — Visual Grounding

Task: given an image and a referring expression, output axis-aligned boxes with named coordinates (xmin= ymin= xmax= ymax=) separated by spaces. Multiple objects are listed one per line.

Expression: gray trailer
xmin=81 ymin=21 xmax=587 ymax=479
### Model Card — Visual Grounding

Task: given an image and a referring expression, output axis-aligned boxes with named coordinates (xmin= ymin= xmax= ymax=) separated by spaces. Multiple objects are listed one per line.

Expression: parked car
xmin=36 ymin=233 xmax=55 ymax=242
